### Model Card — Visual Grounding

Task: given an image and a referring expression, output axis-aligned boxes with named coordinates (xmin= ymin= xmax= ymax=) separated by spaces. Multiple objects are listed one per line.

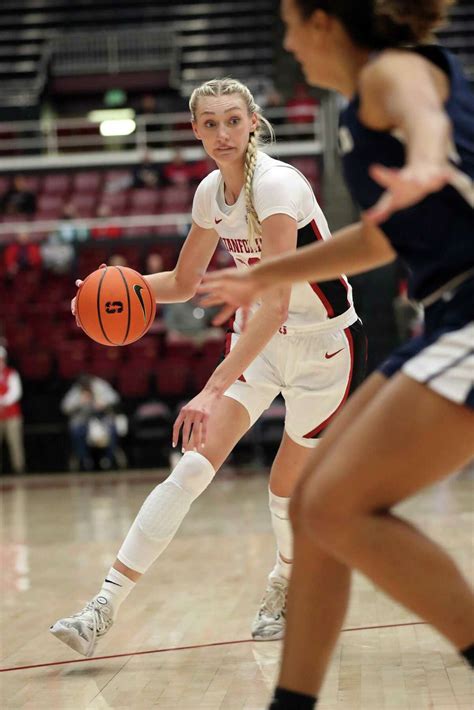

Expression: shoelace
xmin=260 ymin=579 xmax=287 ymax=617
xmin=74 ymin=599 xmax=112 ymax=636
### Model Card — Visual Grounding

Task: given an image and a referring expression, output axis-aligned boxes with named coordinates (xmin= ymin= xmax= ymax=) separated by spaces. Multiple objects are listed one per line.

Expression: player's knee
xmin=300 ymin=491 xmax=349 ymax=550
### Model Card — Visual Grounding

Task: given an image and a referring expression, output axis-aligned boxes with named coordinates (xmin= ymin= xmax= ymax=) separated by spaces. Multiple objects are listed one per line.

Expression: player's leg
xmin=275 ymin=373 xmax=474 ymax=704
xmin=50 ymin=395 xmax=251 ymax=657
xmin=252 ymin=434 xmax=315 ymax=640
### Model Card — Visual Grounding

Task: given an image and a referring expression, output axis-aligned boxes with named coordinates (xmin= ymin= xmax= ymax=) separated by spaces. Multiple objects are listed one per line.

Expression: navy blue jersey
xmin=339 ymin=45 xmax=474 ymax=304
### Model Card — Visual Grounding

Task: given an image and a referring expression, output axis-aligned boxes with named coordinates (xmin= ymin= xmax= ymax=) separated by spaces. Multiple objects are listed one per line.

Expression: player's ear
xmin=191 ymin=121 xmax=202 ymax=141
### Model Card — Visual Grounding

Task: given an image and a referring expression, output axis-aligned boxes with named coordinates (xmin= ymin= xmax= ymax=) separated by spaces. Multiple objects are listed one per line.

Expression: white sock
xmin=117 ymin=451 xmax=215 ymax=574
xmin=268 ymin=489 xmax=293 ymax=581
xmin=97 ymin=567 xmax=135 ymax=618
xmin=269 ymin=552 xmax=292 ymax=581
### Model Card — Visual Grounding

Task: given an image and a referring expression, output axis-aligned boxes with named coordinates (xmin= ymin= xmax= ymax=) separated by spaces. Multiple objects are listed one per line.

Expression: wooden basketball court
xmin=1 ymin=465 xmax=472 ymax=709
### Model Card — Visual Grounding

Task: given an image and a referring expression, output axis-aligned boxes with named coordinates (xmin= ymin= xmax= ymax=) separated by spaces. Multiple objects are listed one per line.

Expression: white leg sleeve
xmin=117 ymin=451 xmax=215 ymax=574
xmin=269 ymin=489 xmax=293 ymax=562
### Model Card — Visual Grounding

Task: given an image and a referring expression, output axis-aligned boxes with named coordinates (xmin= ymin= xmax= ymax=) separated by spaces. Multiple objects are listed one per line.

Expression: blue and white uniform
xmin=339 ymin=45 xmax=474 ymax=408
xmin=193 ymin=152 xmax=367 ymax=445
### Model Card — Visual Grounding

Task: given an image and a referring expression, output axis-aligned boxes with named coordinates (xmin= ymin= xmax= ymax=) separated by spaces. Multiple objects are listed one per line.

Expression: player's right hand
xmin=198 ymin=268 xmax=260 ymax=327
xmin=71 ymin=263 xmax=107 ymax=325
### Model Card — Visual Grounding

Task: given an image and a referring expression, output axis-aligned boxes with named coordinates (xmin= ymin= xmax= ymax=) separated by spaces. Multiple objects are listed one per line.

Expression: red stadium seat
xmin=155 ymin=357 xmax=190 ymax=398
xmin=98 ymin=191 xmax=129 ymax=214
xmin=37 ymin=194 xmax=64 ymax=213
xmin=129 ymin=188 xmax=160 ymax=211
xmin=69 ymin=193 xmax=97 ymax=217
xmin=116 ymin=368 xmax=151 ymax=398
xmin=18 ymin=351 xmax=53 ymax=380
xmin=42 ymin=174 xmax=72 ymax=195
xmin=73 ymin=171 xmax=103 ymax=193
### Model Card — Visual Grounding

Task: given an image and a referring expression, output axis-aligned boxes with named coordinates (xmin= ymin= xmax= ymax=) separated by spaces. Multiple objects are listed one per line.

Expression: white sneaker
xmin=50 ymin=595 xmax=114 ymax=657
xmin=251 ymin=576 xmax=288 ymax=641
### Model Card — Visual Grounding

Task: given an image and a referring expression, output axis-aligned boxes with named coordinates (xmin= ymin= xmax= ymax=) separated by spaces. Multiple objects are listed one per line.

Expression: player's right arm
xmin=71 ymin=222 xmax=220 ymax=318
xmin=144 ymin=221 xmax=220 ymax=303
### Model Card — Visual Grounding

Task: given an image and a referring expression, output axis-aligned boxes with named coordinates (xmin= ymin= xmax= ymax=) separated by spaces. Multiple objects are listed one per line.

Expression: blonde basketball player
xmin=50 ymin=78 xmax=366 ymax=657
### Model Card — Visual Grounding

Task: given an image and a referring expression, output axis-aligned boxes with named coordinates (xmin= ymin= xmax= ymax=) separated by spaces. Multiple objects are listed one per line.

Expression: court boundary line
xmin=0 ymin=620 xmax=427 ymax=673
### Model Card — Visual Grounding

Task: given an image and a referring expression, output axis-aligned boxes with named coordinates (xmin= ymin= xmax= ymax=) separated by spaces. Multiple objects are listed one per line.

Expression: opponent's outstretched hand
xmin=365 ymin=162 xmax=454 ymax=224
xmin=198 ymin=268 xmax=260 ymax=327
xmin=71 ymin=263 xmax=106 ymax=326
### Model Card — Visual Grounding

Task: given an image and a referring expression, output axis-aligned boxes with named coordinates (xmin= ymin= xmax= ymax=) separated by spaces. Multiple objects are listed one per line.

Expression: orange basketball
xmin=76 ymin=266 xmax=156 ymax=346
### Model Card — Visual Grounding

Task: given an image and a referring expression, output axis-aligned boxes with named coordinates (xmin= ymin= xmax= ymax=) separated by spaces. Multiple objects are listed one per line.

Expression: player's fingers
xmin=364 ymin=190 xmax=395 ymax=224
xmin=191 ymin=417 xmax=202 ymax=451
xmin=200 ymin=414 xmax=209 ymax=450
xmin=172 ymin=411 xmax=185 ymax=448
xmin=181 ymin=413 xmax=193 ymax=453
xmin=75 ymin=279 xmax=83 ymax=288
xmin=99 ymin=263 xmax=107 ymax=269
xmin=369 ymin=164 xmax=398 ymax=188
xmin=212 ymin=303 xmax=237 ymax=326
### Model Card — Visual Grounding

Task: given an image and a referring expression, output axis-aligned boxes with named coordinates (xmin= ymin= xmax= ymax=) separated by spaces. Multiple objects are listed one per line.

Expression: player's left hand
xmin=172 ymin=388 xmax=219 ymax=452
xmin=365 ymin=162 xmax=454 ymax=224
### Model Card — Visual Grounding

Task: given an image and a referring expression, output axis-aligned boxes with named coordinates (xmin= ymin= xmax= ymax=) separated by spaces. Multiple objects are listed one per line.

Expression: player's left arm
xmin=358 ymin=51 xmax=454 ymax=223
xmin=173 ymin=213 xmax=295 ymax=450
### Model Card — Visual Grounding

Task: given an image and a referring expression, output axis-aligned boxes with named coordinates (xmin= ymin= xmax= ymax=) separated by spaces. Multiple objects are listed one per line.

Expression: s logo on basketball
xmin=133 ymin=284 xmax=147 ymax=323
xmin=105 ymin=301 xmax=124 ymax=314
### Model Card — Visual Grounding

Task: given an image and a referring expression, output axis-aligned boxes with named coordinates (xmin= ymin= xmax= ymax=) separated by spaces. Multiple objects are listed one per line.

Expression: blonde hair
xmin=189 ymin=78 xmax=275 ymax=248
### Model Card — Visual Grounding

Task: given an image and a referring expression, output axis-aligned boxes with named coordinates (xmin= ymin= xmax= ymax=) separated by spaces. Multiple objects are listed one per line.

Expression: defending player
xmin=199 ymin=2 xmax=474 ymax=708
xmin=50 ymin=77 xmax=366 ymax=657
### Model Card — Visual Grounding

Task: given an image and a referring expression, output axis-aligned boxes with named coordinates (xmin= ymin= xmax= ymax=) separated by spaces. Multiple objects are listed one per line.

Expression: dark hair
xmin=294 ymin=0 xmax=454 ymax=48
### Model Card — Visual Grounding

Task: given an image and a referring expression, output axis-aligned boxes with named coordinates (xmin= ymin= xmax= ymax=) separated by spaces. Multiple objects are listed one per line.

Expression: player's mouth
xmin=216 ymin=146 xmax=234 ymax=154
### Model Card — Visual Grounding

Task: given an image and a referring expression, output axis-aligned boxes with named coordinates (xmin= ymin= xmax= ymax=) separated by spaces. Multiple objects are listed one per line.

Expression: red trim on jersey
xmin=309 ymin=219 xmax=350 ymax=315
xmin=303 ymin=325 xmax=354 ymax=439
xmin=224 ymin=318 xmax=246 ymax=382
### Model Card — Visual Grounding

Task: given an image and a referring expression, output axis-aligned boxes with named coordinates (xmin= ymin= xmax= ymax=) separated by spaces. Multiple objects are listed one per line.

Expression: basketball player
xmin=50 ymin=78 xmax=367 ymax=657
xmin=198 ymin=1 xmax=474 ymax=707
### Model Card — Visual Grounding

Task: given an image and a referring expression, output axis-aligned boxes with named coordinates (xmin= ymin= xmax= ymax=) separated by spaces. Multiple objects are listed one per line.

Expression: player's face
xmin=281 ymin=0 xmax=332 ymax=89
xmin=192 ymin=95 xmax=258 ymax=166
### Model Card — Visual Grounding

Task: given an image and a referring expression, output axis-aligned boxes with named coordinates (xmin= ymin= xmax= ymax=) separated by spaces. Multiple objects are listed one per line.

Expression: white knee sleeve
xmin=269 ymin=489 xmax=293 ymax=562
xmin=117 ymin=452 xmax=215 ymax=573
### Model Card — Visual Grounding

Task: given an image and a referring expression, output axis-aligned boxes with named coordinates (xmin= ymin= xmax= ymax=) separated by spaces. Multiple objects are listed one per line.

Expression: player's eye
xmin=204 ymin=121 xmax=215 ymax=128
xmin=229 ymin=117 xmax=241 ymax=125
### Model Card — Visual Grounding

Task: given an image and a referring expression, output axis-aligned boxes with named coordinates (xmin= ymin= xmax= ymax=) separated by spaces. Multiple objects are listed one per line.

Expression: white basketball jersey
xmin=192 ymin=152 xmax=356 ymax=332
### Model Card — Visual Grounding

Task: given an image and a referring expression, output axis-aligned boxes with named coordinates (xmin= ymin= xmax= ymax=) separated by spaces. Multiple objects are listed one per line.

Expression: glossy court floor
xmin=1 ymin=463 xmax=473 ymax=709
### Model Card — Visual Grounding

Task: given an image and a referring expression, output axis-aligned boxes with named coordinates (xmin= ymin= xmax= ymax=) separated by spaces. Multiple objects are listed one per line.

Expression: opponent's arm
xmin=200 ymin=220 xmax=395 ymax=320
xmin=358 ymin=51 xmax=453 ymax=223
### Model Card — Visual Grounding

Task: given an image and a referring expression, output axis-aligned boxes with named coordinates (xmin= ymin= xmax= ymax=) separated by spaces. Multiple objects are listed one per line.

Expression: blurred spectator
xmin=0 ymin=175 xmax=36 ymax=216
xmin=135 ymin=93 xmax=158 ymax=117
xmin=162 ymin=148 xmax=194 ymax=187
xmin=40 ymin=232 xmax=76 ymax=274
xmin=163 ymin=296 xmax=221 ymax=345
xmin=91 ymin=204 xmax=123 ymax=240
xmin=108 ymin=253 xmax=128 ymax=267
xmin=133 ymin=150 xmax=163 ymax=189
xmin=286 ymin=83 xmax=319 ymax=124
xmin=3 ymin=232 xmax=42 ymax=280
xmin=56 ymin=203 xmax=89 ymax=243
xmin=61 ymin=374 xmax=121 ymax=471
xmin=145 ymin=252 xmax=164 ymax=274
xmin=0 ymin=346 xmax=25 ymax=474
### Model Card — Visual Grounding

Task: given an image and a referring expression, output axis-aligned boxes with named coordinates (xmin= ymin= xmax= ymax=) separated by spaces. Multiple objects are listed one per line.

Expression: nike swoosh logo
xmin=105 ymin=579 xmax=122 ymax=587
xmin=325 ymin=348 xmax=344 ymax=359
xmin=214 ymin=218 xmax=222 ymax=224
xmin=133 ymin=284 xmax=147 ymax=323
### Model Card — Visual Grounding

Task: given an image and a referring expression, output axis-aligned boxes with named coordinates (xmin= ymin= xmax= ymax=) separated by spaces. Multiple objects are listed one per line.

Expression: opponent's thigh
xmin=302 ymin=373 xmax=474 ymax=517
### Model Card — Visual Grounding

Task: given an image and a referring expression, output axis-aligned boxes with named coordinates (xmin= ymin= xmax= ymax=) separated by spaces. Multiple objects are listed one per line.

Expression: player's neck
xmin=218 ymin=163 xmax=245 ymax=205
xmin=332 ymin=45 xmax=371 ymax=98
